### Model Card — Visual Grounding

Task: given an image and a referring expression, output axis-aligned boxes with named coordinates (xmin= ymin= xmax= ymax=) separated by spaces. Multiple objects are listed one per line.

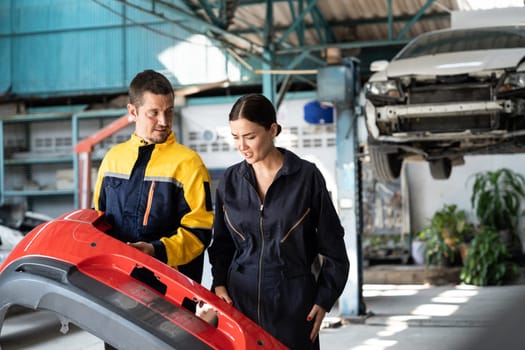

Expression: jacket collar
xmin=240 ymin=147 xmax=302 ymax=181
xmin=129 ymin=131 xmax=176 ymax=148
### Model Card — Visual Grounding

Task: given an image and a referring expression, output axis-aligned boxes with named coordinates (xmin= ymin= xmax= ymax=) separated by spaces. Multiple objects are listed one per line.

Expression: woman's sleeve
xmin=312 ymin=169 xmax=350 ymax=311
xmin=208 ymin=183 xmax=236 ymax=288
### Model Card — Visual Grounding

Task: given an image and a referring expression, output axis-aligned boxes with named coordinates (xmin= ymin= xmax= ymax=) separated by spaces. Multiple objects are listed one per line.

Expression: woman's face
xmin=230 ymin=118 xmax=277 ymax=164
xmin=128 ymin=91 xmax=174 ymax=144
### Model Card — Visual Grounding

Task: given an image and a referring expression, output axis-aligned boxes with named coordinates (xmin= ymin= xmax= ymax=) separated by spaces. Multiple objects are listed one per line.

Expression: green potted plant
xmin=469 ymin=168 xmax=525 ymax=258
xmin=418 ymin=204 xmax=475 ymax=267
xmin=460 ymin=226 xmax=519 ymax=286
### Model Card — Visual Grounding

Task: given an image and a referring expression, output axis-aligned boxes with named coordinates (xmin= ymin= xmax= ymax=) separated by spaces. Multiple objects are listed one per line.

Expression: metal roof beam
xmin=115 ymin=0 xmax=264 ymax=55
xmin=275 ymin=0 xmax=317 ymax=47
xmin=388 ymin=0 xmax=393 ymax=40
xmin=396 ymin=0 xmax=436 ymax=39
xmin=239 ymin=0 xmax=290 ymax=4
xmin=196 ymin=0 xmax=227 ymax=29
xmin=229 ymin=12 xmax=449 ymax=36
xmin=263 ymin=0 xmax=274 ymax=47
xmin=231 ymin=7 xmax=325 ymax=66
xmin=311 ymin=3 xmax=336 ymax=43
xmin=276 ymin=38 xmax=411 ymax=55
xmin=287 ymin=0 xmax=304 ymax=46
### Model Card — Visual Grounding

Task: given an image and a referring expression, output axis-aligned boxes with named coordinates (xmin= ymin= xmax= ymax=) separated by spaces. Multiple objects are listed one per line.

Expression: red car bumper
xmin=0 ymin=209 xmax=287 ymax=350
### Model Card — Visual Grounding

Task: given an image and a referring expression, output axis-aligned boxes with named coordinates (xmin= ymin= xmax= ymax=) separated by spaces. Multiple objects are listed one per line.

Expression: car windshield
xmin=396 ymin=26 xmax=525 ymax=59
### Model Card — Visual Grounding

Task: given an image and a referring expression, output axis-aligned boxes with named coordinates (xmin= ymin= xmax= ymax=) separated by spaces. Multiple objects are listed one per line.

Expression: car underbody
xmin=364 ymin=25 xmax=525 ymax=181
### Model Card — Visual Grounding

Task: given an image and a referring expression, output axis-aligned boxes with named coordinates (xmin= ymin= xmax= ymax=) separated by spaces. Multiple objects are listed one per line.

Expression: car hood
xmin=385 ymin=48 xmax=525 ymax=77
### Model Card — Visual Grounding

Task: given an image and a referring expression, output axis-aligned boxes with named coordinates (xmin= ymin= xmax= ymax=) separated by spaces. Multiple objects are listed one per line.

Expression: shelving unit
xmin=0 ymin=109 xmax=131 ymax=218
xmin=72 ymin=109 xmax=131 ymax=208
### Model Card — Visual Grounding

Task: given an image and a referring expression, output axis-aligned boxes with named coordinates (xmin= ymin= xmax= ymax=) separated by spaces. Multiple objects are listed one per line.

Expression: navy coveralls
xmin=209 ymin=148 xmax=349 ymax=350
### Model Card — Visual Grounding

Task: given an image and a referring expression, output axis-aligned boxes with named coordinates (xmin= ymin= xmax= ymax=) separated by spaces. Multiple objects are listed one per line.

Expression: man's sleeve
xmin=92 ymin=157 xmax=107 ymax=211
xmin=313 ymin=168 xmax=350 ymax=311
xmin=160 ymin=162 xmax=214 ymax=267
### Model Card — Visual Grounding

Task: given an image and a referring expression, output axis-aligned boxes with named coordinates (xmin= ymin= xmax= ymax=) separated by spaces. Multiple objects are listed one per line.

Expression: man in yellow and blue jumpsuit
xmin=93 ymin=69 xmax=213 ymax=286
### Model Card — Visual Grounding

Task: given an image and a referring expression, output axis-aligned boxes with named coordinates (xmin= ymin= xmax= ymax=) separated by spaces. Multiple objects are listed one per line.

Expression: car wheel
xmin=368 ymin=144 xmax=402 ymax=182
xmin=428 ymin=159 xmax=452 ymax=180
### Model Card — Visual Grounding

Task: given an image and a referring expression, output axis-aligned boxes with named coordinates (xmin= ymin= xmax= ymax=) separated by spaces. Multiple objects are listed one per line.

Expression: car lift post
xmin=317 ymin=57 xmax=365 ymax=317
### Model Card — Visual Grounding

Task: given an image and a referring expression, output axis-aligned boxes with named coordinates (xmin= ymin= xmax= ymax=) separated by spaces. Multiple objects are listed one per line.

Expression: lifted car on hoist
xmin=365 ymin=25 xmax=525 ymax=181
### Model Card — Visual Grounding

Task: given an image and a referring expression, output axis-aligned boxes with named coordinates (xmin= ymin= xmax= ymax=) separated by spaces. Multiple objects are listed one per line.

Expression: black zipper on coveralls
xmin=257 ymin=202 xmax=264 ymax=324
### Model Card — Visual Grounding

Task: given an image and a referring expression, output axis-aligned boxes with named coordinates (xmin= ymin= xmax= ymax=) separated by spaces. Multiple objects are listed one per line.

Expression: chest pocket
xmin=280 ymin=208 xmax=311 ymax=243
xmin=103 ymin=178 xmax=125 ymax=211
xmin=281 ymin=208 xmax=312 ymax=243
xmin=223 ymin=206 xmax=246 ymax=241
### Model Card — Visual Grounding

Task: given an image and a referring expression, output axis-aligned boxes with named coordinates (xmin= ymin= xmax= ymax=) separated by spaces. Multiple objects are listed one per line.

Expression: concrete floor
xmin=3 ymin=282 xmax=525 ymax=350
xmin=0 ymin=310 xmax=102 ymax=350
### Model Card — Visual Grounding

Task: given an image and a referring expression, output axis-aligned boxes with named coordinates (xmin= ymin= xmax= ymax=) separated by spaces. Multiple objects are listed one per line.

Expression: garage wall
xmin=406 ymin=154 xmax=525 ymax=250
xmin=180 ymin=94 xmax=338 ymax=199
xmin=0 ymin=0 xmax=248 ymax=98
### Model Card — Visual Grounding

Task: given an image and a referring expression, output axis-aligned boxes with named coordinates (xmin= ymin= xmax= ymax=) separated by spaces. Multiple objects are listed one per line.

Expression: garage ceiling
xmin=114 ymin=0 xmax=458 ymax=85
xmin=189 ymin=0 xmax=455 ymax=51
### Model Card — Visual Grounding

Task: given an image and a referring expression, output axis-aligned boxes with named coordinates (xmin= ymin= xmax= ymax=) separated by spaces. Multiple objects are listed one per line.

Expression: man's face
xmin=128 ymin=91 xmax=174 ymax=144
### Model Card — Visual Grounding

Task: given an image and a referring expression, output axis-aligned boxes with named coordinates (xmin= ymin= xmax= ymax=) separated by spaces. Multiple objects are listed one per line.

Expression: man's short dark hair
xmin=129 ymin=69 xmax=174 ymax=107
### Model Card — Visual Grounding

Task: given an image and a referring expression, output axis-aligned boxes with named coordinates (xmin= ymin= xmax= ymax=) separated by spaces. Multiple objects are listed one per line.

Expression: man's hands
xmin=127 ymin=241 xmax=155 ymax=256
xmin=307 ymin=304 xmax=326 ymax=342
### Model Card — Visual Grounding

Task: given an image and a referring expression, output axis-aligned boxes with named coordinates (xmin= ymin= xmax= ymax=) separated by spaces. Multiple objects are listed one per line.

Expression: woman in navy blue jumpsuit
xmin=208 ymin=94 xmax=350 ymax=350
